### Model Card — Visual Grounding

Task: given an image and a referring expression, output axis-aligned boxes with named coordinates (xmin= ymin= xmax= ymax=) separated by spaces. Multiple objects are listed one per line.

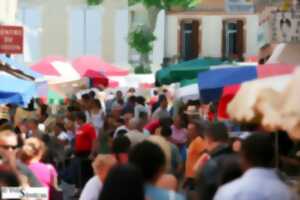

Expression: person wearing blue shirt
xmin=214 ymin=133 xmax=297 ymax=200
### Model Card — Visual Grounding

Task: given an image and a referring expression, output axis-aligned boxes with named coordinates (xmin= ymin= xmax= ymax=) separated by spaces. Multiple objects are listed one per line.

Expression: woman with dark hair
xmin=99 ymin=165 xmax=144 ymax=200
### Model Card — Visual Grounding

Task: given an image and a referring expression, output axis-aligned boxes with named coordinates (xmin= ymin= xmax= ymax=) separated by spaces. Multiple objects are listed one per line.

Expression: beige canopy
xmin=227 ymin=69 xmax=300 ymax=140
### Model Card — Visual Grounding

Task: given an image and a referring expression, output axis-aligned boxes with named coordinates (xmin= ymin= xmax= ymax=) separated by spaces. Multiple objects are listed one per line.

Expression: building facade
xmin=15 ymin=0 xmax=129 ymax=66
xmin=165 ymin=0 xmax=260 ymax=62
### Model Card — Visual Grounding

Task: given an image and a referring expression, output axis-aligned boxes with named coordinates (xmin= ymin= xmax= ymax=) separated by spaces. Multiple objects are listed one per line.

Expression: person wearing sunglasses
xmin=0 ymin=124 xmax=42 ymax=187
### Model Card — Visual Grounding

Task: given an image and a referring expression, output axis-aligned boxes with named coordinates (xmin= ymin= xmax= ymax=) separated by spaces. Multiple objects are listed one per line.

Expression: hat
xmin=184 ymin=105 xmax=201 ymax=116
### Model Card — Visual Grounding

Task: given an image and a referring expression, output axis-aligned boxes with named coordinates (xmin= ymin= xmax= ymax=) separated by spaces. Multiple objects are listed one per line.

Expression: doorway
xmin=179 ymin=20 xmax=200 ymax=61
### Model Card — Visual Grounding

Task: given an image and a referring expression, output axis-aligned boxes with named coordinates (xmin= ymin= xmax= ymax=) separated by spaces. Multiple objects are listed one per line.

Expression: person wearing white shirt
xmin=80 ymin=154 xmax=117 ymax=200
xmin=214 ymin=133 xmax=297 ymax=200
xmin=90 ymin=99 xmax=105 ymax=137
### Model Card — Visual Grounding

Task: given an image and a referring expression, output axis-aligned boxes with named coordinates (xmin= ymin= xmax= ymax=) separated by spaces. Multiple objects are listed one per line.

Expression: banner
xmin=271 ymin=10 xmax=300 ymax=43
xmin=0 ymin=25 xmax=23 ymax=54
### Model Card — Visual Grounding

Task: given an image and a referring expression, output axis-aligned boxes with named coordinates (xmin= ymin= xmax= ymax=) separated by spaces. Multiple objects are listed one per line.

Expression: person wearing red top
xmin=75 ymin=119 xmax=97 ymax=154
xmin=74 ymin=111 xmax=97 ymax=189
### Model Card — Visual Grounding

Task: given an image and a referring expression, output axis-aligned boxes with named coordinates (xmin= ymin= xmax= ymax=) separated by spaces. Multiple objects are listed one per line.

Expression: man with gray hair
xmin=125 ymin=118 xmax=147 ymax=147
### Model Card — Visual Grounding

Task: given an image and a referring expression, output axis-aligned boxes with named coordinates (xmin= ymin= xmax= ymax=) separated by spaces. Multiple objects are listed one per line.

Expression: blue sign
xmin=225 ymin=0 xmax=255 ymax=13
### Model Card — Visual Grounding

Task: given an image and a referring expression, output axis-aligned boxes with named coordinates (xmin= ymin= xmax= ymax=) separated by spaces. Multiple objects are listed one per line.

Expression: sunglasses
xmin=0 ymin=145 xmax=18 ymax=150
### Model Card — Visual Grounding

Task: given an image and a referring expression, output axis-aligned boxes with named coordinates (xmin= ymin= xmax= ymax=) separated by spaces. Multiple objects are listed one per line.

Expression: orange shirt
xmin=185 ymin=136 xmax=206 ymax=178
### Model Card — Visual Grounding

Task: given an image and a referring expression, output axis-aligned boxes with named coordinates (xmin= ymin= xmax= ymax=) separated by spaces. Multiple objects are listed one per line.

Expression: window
xmin=69 ymin=6 xmax=103 ymax=58
xmin=179 ymin=20 xmax=200 ymax=61
xmin=16 ymin=6 xmax=42 ymax=63
xmin=222 ymin=20 xmax=244 ymax=60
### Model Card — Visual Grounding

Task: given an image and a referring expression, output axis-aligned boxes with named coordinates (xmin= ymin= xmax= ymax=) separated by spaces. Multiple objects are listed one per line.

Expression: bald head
xmin=92 ymin=154 xmax=117 ymax=181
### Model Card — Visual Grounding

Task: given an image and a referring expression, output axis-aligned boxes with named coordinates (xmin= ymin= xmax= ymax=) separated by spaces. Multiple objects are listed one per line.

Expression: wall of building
xmin=165 ymin=13 xmax=259 ymax=59
xmin=0 ymin=0 xmax=18 ymax=24
xmin=16 ymin=0 xmax=130 ymax=66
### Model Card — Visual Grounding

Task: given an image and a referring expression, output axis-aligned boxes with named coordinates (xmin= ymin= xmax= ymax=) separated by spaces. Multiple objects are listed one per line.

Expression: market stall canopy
xmin=0 ymin=55 xmax=43 ymax=80
xmin=176 ymin=79 xmax=200 ymax=102
xmin=31 ymin=56 xmax=66 ymax=76
xmin=225 ymin=71 xmax=300 ymax=141
xmin=84 ymin=70 xmax=109 ymax=88
xmin=0 ymin=72 xmax=37 ymax=106
xmin=72 ymin=56 xmax=129 ymax=76
xmin=227 ymin=75 xmax=290 ymax=124
xmin=155 ymin=58 xmax=223 ymax=86
xmin=31 ymin=57 xmax=86 ymax=105
xmin=197 ymin=64 xmax=296 ymax=103
xmin=198 ymin=66 xmax=257 ymax=103
xmin=109 ymin=74 xmax=155 ymax=89
xmin=0 ymin=55 xmax=48 ymax=97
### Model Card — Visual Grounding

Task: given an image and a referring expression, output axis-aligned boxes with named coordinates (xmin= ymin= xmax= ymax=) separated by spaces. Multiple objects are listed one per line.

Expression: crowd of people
xmin=0 ymin=87 xmax=299 ymax=200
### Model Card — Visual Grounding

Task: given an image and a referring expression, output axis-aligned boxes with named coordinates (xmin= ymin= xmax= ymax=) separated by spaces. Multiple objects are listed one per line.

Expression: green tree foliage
xmin=128 ymin=0 xmax=199 ymax=10
xmin=128 ymin=0 xmax=200 ymax=73
xmin=128 ymin=26 xmax=156 ymax=56
xmin=87 ymin=0 xmax=103 ymax=6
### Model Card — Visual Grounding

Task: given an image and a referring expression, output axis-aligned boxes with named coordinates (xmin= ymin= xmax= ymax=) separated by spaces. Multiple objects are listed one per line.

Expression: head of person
xmin=75 ymin=111 xmax=87 ymax=126
xmin=18 ymin=119 xmax=29 ymax=134
xmin=116 ymin=90 xmax=123 ymax=101
xmin=129 ymin=141 xmax=166 ymax=184
xmin=20 ymin=137 xmax=46 ymax=164
xmin=203 ymin=122 xmax=229 ymax=152
xmin=99 ymin=165 xmax=144 ymax=200
xmin=123 ymin=112 xmax=133 ymax=127
xmin=187 ymin=120 xmax=207 ymax=143
xmin=240 ymin=133 xmax=274 ymax=171
xmin=0 ymin=125 xmax=18 ymax=155
xmin=92 ymin=99 xmax=102 ymax=111
xmin=36 ymin=104 xmax=48 ymax=123
xmin=173 ymin=114 xmax=186 ymax=129
xmin=81 ymin=93 xmax=91 ymax=109
xmin=229 ymin=132 xmax=251 ymax=153
xmin=128 ymin=118 xmax=143 ymax=132
xmin=53 ymin=122 xmax=66 ymax=136
xmin=127 ymin=88 xmax=136 ymax=96
xmin=27 ymin=119 xmax=39 ymax=131
xmin=89 ymin=91 xmax=96 ymax=99
xmin=136 ymin=96 xmax=146 ymax=106
xmin=158 ymin=94 xmax=168 ymax=109
xmin=112 ymin=136 xmax=131 ymax=164
xmin=160 ymin=125 xmax=172 ymax=140
xmin=127 ymin=95 xmax=136 ymax=106
xmin=159 ymin=117 xmax=173 ymax=128
xmin=92 ymin=154 xmax=117 ymax=182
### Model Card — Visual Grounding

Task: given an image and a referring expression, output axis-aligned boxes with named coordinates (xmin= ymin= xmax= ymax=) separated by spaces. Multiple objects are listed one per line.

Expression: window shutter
xmin=236 ymin=20 xmax=244 ymax=60
xmin=191 ymin=20 xmax=199 ymax=58
xmin=222 ymin=20 xmax=226 ymax=59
